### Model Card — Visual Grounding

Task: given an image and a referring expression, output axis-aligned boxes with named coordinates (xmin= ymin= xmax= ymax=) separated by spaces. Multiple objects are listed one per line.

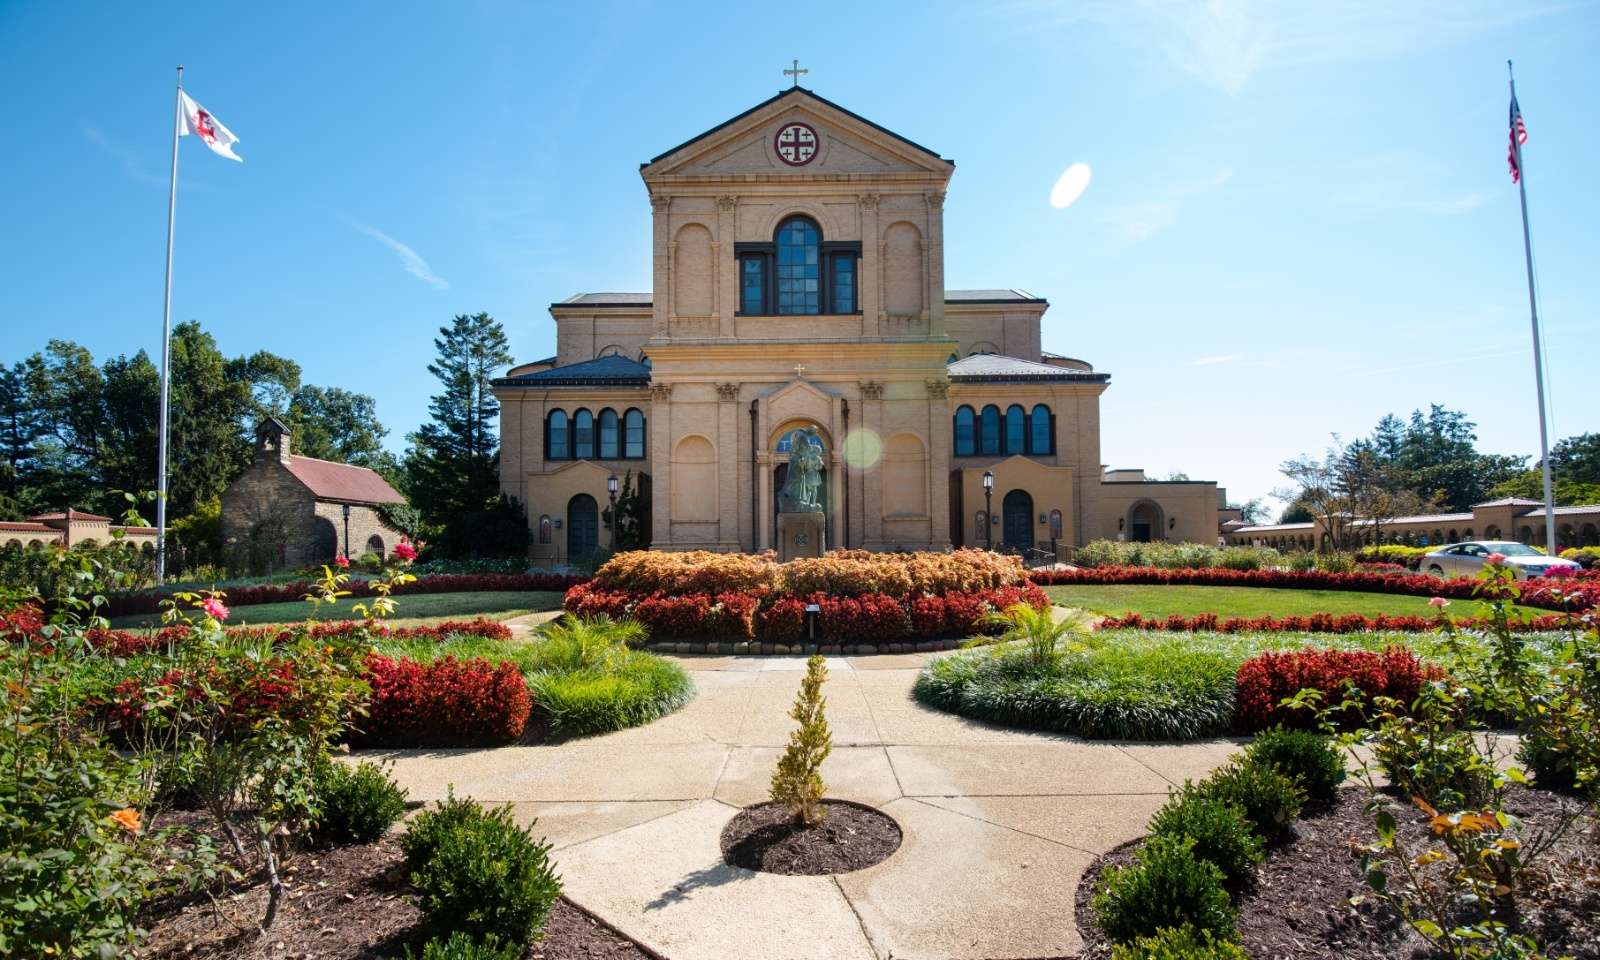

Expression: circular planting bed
xmin=721 ymin=800 xmax=902 ymax=875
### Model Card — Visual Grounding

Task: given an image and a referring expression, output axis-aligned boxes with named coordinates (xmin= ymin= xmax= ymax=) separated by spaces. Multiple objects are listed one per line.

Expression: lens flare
xmin=842 ymin=428 xmax=883 ymax=470
xmin=1050 ymin=162 xmax=1092 ymax=209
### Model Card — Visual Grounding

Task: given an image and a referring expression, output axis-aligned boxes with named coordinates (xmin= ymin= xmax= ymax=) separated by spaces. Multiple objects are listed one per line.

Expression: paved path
xmin=363 ymin=653 xmax=1246 ymax=960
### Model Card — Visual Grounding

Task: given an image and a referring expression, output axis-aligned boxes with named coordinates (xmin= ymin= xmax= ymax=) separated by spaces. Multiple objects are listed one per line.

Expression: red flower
xmin=393 ymin=540 xmax=418 ymax=562
xmin=1486 ymin=552 xmax=1508 ymax=565
xmin=335 ymin=554 xmax=351 ymax=568
xmin=201 ymin=597 xmax=229 ymax=622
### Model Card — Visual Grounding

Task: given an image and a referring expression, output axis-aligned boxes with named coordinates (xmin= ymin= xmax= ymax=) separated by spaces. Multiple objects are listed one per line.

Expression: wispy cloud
xmin=1191 ymin=353 xmax=1243 ymax=367
xmin=83 ymin=126 xmax=167 ymax=187
xmin=347 ymin=219 xmax=450 ymax=290
xmin=1098 ymin=166 xmax=1233 ymax=243
xmin=1332 ymin=150 xmax=1489 ymax=218
xmin=1003 ymin=1 xmax=1567 ymax=93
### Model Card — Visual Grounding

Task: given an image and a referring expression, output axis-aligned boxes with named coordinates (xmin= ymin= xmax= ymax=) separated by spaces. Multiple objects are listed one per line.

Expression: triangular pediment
xmin=546 ymin=460 xmax=616 ymax=483
xmin=642 ymin=88 xmax=953 ymax=180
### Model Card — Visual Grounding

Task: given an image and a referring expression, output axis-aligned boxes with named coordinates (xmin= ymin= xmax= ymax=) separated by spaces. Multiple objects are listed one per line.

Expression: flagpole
xmin=156 ymin=66 xmax=182 ymax=583
xmin=1508 ymin=60 xmax=1556 ymax=554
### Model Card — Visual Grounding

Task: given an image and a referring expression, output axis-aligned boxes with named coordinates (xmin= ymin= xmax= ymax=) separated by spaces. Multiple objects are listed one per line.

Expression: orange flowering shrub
xmin=589 ymin=548 xmax=1026 ymax=600
xmin=592 ymin=550 xmax=781 ymax=595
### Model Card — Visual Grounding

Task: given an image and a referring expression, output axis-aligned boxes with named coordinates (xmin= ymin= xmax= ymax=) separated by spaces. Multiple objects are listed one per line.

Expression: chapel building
xmin=495 ymin=86 xmax=1226 ymax=563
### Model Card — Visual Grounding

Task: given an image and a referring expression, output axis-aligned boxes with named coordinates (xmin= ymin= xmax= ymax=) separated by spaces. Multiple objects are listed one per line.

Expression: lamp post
xmin=607 ymin=474 xmax=620 ymax=550
xmin=340 ymin=503 xmax=350 ymax=560
xmin=982 ymin=470 xmax=994 ymax=550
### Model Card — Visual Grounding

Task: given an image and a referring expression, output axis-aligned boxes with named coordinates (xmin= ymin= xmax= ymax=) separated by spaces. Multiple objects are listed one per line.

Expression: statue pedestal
xmin=777 ymin=513 xmax=825 ymax=562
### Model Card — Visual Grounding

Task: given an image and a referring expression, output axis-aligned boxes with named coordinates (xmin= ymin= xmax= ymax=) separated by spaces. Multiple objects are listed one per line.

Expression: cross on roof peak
xmin=784 ymin=59 xmax=808 ymax=88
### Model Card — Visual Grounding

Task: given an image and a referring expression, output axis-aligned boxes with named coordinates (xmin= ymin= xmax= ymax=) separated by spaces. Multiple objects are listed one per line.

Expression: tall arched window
xmin=573 ymin=409 xmax=595 ymax=459
xmin=598 ymin=409 xmax=619 ymax=459
xmin=979 ymin=405 xmax=1001 ymax=455
xmin=623 ymin=408 xmax=645 ymax=459
xmin=547 ymin=409 xmax=569 ymax=460
xmin=775 ymin=216 xmax=821 ymax=315
xmin=953 ymin=406 xmax=975 ymax=456
xmin=1029 ymin=404 xmax=1053 ymax=454
xmin=1004 ymin=405 xmax=1026 ymax=455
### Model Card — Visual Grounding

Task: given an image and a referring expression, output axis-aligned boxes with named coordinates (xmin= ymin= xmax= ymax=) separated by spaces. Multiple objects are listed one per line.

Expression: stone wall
xmin=221 ymin=459 xmax=403 ymax=572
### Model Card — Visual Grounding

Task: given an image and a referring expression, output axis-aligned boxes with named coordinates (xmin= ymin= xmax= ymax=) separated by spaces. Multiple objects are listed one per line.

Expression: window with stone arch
xmin=546 ymin=409 xmax=570 ymax=459
xmin=775 ymin=216 xmax=821 ymax=314
xmin=953 ymin=405 xmax=976 ymax=456
xmin=979 ymin=405 xmax=1001 ymax=455
xmin=623 ymin=408 xmax=646 ymax=459
xmin=1004 ymin=405 xmax=1026 ymax=455
xmin=1029 ymin=403 xmax=1053 ymax=455
xmin=598 ymin=409 xmax=620 ymax=459
xmin=573 ymin=409 xmax=595 ymax=459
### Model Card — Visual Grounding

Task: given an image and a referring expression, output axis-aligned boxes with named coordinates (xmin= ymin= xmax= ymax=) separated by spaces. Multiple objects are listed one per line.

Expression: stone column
xmin=650 ymin=194 xmax=671 ymax=338
xmin=925 ymin=191 xmax=947 ymax=338
xmin=926 ymin=378 xmax=952 ymax=548
xmin=860 ymin=381 xmax=885 ymax=548
xmin=717 ymin=196 xmax=738 ymax=339
xmin=649 ymin=384 xmax=673 ymax=547
xmin=756 ymin=451 xmax=772 ymax=551
xmin=716 ymin=382 xmax=740 ymax=551
xmin=858 ymin=194 xmax=880 ymax=338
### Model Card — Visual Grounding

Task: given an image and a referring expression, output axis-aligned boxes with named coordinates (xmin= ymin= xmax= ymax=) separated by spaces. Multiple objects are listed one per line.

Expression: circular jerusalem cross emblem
xmin=774 ymin=122 xmax=818 ymax=166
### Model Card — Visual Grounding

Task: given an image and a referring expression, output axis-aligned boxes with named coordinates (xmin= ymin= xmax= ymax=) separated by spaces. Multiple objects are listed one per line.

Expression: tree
xmin=403 ymin=313 xmax=514 ymax=547
xmin=1227 ymin=498 xmax=1268 ymax=524
xmin=1279 ymin=501 xmax=1314 ymax=524
xmin=602 ymin=471 xmax=652 ymax=550
xmin=1490 ymin=432 xmax=1600 ymax=506
xmin=1336 ymin=441 xmax=1437 ymax=546
xmin=770 ymin=655 xmax=832 ymax=824
xmin=287 ymin=385 xmax=388 ymax=466
xmin=1390 ymin=405 xmax=1524 ymax=510
xmin=0 ymin=363 xmax=44 ymax=512
xmin=1276 ymin=447 xmax=1350 ymax=551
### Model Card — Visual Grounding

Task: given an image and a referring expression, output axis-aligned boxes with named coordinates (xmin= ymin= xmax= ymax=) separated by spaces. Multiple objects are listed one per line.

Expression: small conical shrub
xmin=770 ymin=655 xmax=832 ymax=824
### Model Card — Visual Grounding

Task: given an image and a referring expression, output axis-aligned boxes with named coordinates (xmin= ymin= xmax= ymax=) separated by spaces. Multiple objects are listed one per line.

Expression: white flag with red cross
xmin=179 ymin=91 xmax=242 ymax=162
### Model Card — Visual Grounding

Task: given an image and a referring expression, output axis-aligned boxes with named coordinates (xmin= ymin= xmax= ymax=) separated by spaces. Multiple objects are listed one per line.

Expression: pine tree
xmin=404 ymin=313 xmax=515 ymax=545
xmin=770 ymin=655 xmax=832 ymax=824
xmin=0 ymin=363 xmax=44 ymax=512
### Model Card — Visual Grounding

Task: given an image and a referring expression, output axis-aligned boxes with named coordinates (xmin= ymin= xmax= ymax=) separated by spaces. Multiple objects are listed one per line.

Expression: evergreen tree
xmin=404 ymin=312 xmax=514 ymax=545
xmin=287 ymin=385 xmax=388 ymax=466
xmin=0 ymin=363 xmax=44 ymax=512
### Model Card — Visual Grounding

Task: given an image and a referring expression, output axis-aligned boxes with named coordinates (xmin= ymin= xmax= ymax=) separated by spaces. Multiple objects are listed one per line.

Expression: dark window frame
xmin=1004 ymin=404 xmax=1026 ymax=455
xmin=733 ymin=228 xmax=861 ymax=317
xmin=623 ymin=407 xmax=646 ymax=460
xmin=573 ymin=408 xmax=595 ymax=460
xmin=598 ymin=408 xmax=619 ymax=459
xmin=953 ymin=405 xmax=976 ymax=456
xmin=979 ymin=405 xmax=1001 ymax=455
xmin=546 ymin=409 xmax=570 ymax=460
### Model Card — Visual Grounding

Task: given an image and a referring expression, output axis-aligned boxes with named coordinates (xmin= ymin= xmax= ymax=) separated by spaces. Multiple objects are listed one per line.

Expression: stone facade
xmin=0 ymin=509 xmax=158 ymax=551
xmin=220 ymin=419 xmax=407 ymax=571
xmin=1227 ymin=497 xmax=1600 ymax=552
xmin=495 ymin=87 xmax=1227 ymax=563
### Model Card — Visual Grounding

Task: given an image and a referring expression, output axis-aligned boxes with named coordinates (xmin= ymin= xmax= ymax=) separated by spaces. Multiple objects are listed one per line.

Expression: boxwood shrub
xmin=313 ymin=759 xmax=409 ymax=845
xmin=1093 ymin=834 xmax=1236 ymax=943
xmin=1110 ymin=926 xmax=1249 ymax=960
xmin=1245 ymin=727 xmax=1347 ymax=803
xmin=1186 ymin=759 xmax=1305 ymax=843
xmin=1147 ymin=794 xmax=1263 ymax=883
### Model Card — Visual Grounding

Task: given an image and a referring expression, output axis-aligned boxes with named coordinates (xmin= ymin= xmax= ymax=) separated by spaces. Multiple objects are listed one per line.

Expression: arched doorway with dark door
xmin=1126 ymin=499 xmax=1164 ymax=543
xmin=567 ymin=493 xmax=599 ymax=560
xmin=1002 ymin=489 xmax=1034 ymax=552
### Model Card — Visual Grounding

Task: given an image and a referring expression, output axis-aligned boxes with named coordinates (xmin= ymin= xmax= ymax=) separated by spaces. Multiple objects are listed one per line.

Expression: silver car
xmin=1422 ymin=540 xmax=1581 ymax=580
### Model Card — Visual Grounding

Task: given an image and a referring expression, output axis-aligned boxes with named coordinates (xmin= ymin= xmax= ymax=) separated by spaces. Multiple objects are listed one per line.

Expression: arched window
xmin=623 ymin=408 xmax=645 ymax=459
xmin=1029 ymin=404 xmax=1053 ymax=455
xmin=948 ymin=353 xmax=959 ymax=364
xmin=953 ymin=406 xmax=975 ymax=456
xmin=598 ymin=409 xmax=619 ymax=459
xmin=538 ymin=514 xmax=552 ymax=544
xmin=775 ymin=216 xmax=821 ymax=314
xmin=366 ymin=534 xmax=385 ymax=556
xmin=1004 ymin=405 xmax=1026 ymax=455
xmin=547 ymin=409 xmax=569 ymax=460
xmin=979 ymin=405 xmax=1001 ymax=455
xmin=573 ymin=409 xmax=595 ymax=459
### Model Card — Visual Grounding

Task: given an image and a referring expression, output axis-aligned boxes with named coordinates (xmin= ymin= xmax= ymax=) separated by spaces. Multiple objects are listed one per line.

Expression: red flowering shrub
xmin=67 ymin=616 xmax=515 ymax=658
xmin=353 ymin=654 xmax=530 ymax=747
xmin=759 ymin=596 xmax=808 ymax=642
xmin=633 ymin=593 xmax=713 ymax=637
xmin=1028 ymin=564 xmax=1598 ymax=613
xmin=1234 ymin=646 xmax=1432 ymax=732
xmin=1097 ymin=611 xmax=1568 ymax=634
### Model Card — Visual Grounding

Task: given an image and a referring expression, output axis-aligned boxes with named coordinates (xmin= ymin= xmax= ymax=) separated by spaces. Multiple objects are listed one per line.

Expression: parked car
xmin=1422 ymin=541 xmax=1581 ymax=580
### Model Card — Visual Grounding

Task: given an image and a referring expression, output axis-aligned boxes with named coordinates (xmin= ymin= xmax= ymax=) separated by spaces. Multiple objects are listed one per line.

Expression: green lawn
xmin=1042 ymin=583 xmax=1532 ymax=619
xmin=108 ymin=590 xmax=565 ymax=629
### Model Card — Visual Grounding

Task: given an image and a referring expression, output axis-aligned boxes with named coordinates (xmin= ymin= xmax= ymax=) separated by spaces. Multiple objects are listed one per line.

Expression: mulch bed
xmin=137 ymin=813 xmax=659 ymax=959
xmin=721 ymin=799 xmax=902 ymax=875
xmin=1073 ymin=785 xmax=1600 ymax=960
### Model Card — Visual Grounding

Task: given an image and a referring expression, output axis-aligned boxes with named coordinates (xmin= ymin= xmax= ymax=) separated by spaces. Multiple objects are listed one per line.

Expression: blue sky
xmin=2 ymin=1 xmax=1595 ymax=513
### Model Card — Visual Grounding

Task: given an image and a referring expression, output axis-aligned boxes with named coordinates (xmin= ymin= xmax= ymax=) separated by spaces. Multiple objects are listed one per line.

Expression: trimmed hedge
xmin=1234 ymin=646 xmax=1432 ymax=732
xmin=353 ymin=654 xmax=532 ymax=747
xmin=1030 ymin=565 xmax=1598 ymax=613
xmin=83 ymin=616 xmax=514 ymax=658
xmin=1097 ymin=611 xmax=1569 ymax=634
xmin=101 ymin=572 xmax=587 ymax=618
xmin=1093 ymin=834 xmax=1237 ymax=943
xmin=565 ymin=581 xmax=1051 ymax=643
xmin=589 ymin=548 xmax=1028 ymax=598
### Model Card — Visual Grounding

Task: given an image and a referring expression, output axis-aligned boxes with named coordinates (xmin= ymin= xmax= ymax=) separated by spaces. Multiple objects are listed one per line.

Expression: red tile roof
xmin=30 ymin=508 xmax=110 ymax=521
xmin=0 ymin=521 xmax=58 ymax=533
xmin=282 ymin=456 xmax=405 ymax=505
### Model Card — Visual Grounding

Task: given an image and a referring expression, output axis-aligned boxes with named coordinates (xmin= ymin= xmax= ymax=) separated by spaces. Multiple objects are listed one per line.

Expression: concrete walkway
xmin=364 ymin=653 xmax=1245 ymax=960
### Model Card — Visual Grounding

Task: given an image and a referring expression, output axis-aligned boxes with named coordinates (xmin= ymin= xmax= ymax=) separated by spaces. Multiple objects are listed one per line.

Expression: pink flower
xmin=201 ymin=597 xmax=229 ymax=622
xmin=1486 ymin=553 xmax=1508 ymax=566
xmin=1544 ymin=565 xmax=1573 ymax=579
xmin=393 ymin=540 xmax=418 ymax=562
xmin=335 ymin=554 xmax=351 ymax=569
xmin=1428 ymin=597 xmax=1450 ymax=609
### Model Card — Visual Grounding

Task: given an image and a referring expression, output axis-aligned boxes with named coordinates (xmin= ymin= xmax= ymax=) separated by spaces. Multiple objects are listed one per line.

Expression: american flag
xmin=1508 ymin=94 xmax=1528 ymax=183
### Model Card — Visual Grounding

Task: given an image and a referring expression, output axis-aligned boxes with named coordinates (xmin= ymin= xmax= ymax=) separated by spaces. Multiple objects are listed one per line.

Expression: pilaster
xmin=650 ymin=194 xmax=671 ymax=338
xmin=716 ymin=195 xmax=738 ymax=338
xmin=649 ymin=383 xmax=673 ymax=545
xmin=859 ymin=193 xmax=880 ymax=338
xmin=927 ymin=378 xmax=953 ymax=548
xmin=925 ymin=191 xmax=947 ymax=338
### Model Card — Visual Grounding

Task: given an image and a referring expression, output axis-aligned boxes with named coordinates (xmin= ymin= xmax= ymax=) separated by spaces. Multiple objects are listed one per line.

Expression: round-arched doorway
xmin=567 ymin=493 xmax=599 ymax=560
xmin=1001 ymin=489 xmax=1034 ymax=552
xmin=1126 ymin=500 xmax=1164 ymax=543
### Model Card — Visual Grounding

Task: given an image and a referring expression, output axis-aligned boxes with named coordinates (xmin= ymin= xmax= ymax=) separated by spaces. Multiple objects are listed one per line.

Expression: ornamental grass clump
xmin=1092 ymin=834 xmax=1236 ymax=944
xmin=1244 ymin=726 xmax=1347 ymax=803
xmin=522 ymin=616 xmax=694 ymax=735
xmin=771 ymin=654 xmax=832 ymax=824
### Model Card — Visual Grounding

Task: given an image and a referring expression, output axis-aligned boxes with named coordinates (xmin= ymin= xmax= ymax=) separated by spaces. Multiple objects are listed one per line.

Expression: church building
xmin=495 ymin=84 xmax=1226 ymax=563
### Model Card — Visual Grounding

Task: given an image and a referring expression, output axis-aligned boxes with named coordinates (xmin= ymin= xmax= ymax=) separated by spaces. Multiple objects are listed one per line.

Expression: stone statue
xmin=779 ymin=428 xmax=825 ymax=514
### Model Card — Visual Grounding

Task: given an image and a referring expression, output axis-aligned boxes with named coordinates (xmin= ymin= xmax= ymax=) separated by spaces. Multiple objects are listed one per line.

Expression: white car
xmin=1422 ymin=541 xmax=1581 ymax=580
